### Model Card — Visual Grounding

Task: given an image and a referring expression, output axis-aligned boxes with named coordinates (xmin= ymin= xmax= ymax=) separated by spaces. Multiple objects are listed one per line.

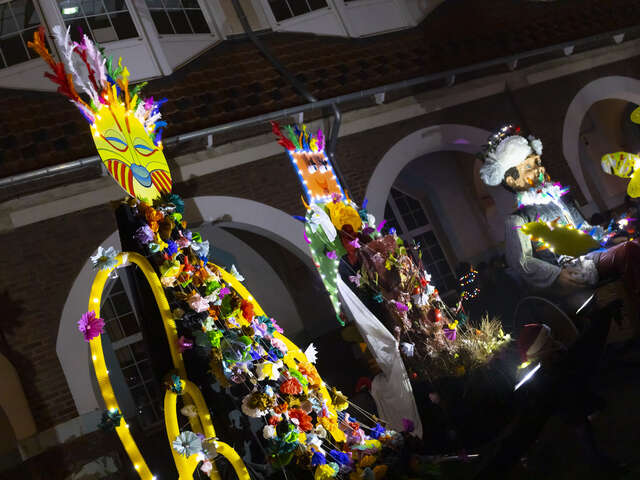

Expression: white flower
xmin=172 ymin=431 xmax=202 ymax=457
xmin=263 ymin=425 xmax=276 ymax=439
xmin=411 ymin=292 xmax=429 ymax=307
xmin=528 ymin=136 xmax=543 ymax=155
xmin=308 ymin=204 xmax=337 ymax=242
xmin=241 ymin=394 xmax=268 ymax=418
xmin=90 ymin=246 xmax=119 ymax=271
xmin=191 ymin=240 xmax=210 ymax=259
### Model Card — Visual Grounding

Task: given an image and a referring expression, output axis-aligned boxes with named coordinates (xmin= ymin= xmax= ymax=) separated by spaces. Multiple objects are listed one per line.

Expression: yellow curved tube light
xmin=164 ymin=379 xmax=250 ymax=479
xmin=88 ymin=252 xmax=343 ymax=477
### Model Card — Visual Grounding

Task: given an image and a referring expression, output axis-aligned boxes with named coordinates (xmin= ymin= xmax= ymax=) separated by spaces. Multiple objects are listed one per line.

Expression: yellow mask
xmin=601 ymin=151 xmax=640 ymax=198
xmin=92 ymin=100 xmax=171 ymax=201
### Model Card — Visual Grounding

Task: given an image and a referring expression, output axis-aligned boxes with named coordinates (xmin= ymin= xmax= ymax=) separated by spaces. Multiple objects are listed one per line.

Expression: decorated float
xmin=29 ymin=27 xmax=415 ymax=479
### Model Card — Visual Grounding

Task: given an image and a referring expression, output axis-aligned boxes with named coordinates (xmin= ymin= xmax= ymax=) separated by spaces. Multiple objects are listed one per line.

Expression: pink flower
xmin=394 ymin=301 xmax=409 ymax=312
xmin=326 ymin=250 xmax=338 ymax=260
xmin=348 ymin=238 xmax=361 ymax=249
xmin=200 ymin=459 xmax=213 ymax=474
xmin=218 ymin=287 xmax=231 ymax=299
xmin=187 ymin=293 xmax=210 ymax=313
xmin=77 ymin=311 xmax=105 ymax=342
xmin=177 ymin=336 xmax=194 ymax=353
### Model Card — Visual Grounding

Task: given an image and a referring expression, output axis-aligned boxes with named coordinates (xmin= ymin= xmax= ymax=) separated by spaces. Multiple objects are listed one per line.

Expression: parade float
xmin=29 ymin=26 xmax=412 ymax=479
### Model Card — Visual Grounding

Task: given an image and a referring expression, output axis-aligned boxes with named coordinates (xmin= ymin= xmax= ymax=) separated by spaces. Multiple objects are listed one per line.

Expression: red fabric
xmin=518 ymin=323 xmax=544 ymax=362
xmin=597 ymin=240 xmax=640 ymax=298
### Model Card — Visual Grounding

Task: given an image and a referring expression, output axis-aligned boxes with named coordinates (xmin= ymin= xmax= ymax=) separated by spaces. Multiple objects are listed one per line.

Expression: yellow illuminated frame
xmin=88 ymin=252 xmax=343 ymax=478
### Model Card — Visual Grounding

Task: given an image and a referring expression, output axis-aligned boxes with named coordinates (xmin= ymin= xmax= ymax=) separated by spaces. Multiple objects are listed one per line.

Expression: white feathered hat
xmin=479 ymin=126 xmax=543 ymax=186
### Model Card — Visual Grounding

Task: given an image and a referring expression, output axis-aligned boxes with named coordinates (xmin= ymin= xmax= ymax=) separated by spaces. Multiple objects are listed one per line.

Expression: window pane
xmin=138 ymin=360 xmax=153 ymax=381
xmin=102 ymin=0 xmax=129 ymax=11
xmin=101 ymin=300 xmax=116 ymax=321
xmin=163 ymin=0 xmax=181 ymax=8
xmin=307 ymin=0 xmax=326 ymax=10
xmin=110 ymin=11 xmax=137 ymax=38
xmin=0 ymin=5 xmax=18 ymax=37
xmin=130 ymin=385 xmax=149 ymax=406
xmin=122 ymin=365 xmax=141 ymax=386
xmin=0 ymin=35 xmax=27 ymax=66
xmin=167 ymin=10 xmax=190 ymax=33
xmin=88 ymin=15 xmax=118 ymax=43
xmin=186 ymin=9 xmax=208 ymax=33
xmin=111 ymin=292 xmax=131 ymax=316
xmin=181 ymin=0 xmax=199 ymax=7
xmin=119 ymin=312 xmax=139 ymax=336
xmin=288 ymin=0 xmax=310 ymax=15
xmin=105 ymin=319 xmax=124 ymax=341
xmin=10 ymin=0 xmax=40 ymax=29
xmin=151 ymin=10 xmax=173 ymax=34
xmin=80 ymin=0 xmax=107 ymax=16
xmin=137 ymin=404 xmax=157 ymax=427
xmin=131 ymin=341 xmax=148 ymax=362
xmin=115 ymin=346 xmax=135 ymax=367
xmin=268 ymin=0 xmax=291 ymax=21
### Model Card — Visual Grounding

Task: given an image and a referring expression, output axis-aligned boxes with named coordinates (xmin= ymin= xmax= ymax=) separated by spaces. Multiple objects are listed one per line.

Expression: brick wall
xmin=0 ymin=204 xmax=117 ymax=430
xmin=3 ymin=53 xmax=640 ymax=432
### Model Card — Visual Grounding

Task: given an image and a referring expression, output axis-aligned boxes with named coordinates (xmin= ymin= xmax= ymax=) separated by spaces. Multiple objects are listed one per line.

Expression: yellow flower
xmin=326 ymin=202 xmax=362 ymax=232
xmin=315 ymin=464 xmax=337 ymax=480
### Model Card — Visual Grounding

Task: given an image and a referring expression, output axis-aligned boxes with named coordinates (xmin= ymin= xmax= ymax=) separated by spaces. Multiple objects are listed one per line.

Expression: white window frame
xmin=385 ymin=187 xmax=457 ymax=298
xmin=0 ymin=0 xmax=46 ymax=70
xmin=100 ymin=269 xmax=164 ymax=430
xmin=260 ymin=0 xmax=333 ymax=26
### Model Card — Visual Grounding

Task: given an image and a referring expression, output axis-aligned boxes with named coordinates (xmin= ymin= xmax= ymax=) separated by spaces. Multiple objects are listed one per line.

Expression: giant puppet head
xmin=600 ymin=109 xmax=640 ymax=198
xmin=29 ymin=26 xmax=171 ymax=201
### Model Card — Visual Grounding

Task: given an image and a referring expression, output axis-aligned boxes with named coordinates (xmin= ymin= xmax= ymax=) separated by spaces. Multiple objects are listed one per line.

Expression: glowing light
xmin=92 ymin=355 xmax=97 ymax=360
xmin=514 ymin=363 xmax=541 ymax=391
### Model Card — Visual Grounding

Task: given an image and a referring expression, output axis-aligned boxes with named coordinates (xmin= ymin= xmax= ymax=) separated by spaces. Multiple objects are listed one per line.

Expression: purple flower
xmin=78 ymin=311 xmax=105 ymax=341
xmin=402 ymin=418 xmax=414 ymax=433
xmin=362 ymin=226 xmax=375 ymax=236
xmin=348 ymin=272 xmax=361 ymax=287
xmin=164 ymin=240 xmax=178 ymax=256
xmin=329 ymin=449 xmax=351 ymax=466
xmin=444 ymin=328 xmax=457 ymax=341
xmin=326 ymin=250 xmax=338 ymax=260
xmin=348 ymin=238 xmax=361 ymax=249
xmin=177 ymin=336 xmax=194 ymax=353
xmin=394 ymin=301 xmax=409 ymax=312
xmin=134 ymin=225 xmax=154 ymax=245
xmin=218 ymin=287 xmax=231 ymax=299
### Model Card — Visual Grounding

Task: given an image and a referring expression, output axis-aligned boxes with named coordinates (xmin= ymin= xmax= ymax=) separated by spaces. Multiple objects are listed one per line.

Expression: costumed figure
xmin=479 ymin=125 xmax=640 ymax=328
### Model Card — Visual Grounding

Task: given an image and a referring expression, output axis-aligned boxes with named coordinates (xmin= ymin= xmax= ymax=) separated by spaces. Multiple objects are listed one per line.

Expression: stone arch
xmin=0 ymin=353 xmax=37 ymax=441
xmin=562 ymin=76 xmax=640 ymax=207
xmin=58 ymin=197 xmax=313 ymax=414
xmin=365 ymin=124 xmax=515 ymax=245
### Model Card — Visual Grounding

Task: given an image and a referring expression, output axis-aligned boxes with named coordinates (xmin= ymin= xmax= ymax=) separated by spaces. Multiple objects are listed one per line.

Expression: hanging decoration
xmin=29 ymin=26 xmax=171 ymax=201
xmin=458 ymin=266 xmax=480 ymax=303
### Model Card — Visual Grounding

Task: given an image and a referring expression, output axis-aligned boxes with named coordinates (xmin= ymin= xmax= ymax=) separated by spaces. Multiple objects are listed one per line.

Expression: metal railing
xmin=1 ymin=24 xmax=639 ymax=190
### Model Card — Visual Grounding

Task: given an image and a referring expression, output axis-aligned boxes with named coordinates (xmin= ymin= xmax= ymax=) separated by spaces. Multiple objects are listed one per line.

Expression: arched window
xmin=100 ymin=270 xmax=163 ymax=429
xmin=384 ymin=187 xmax=456 ymax=295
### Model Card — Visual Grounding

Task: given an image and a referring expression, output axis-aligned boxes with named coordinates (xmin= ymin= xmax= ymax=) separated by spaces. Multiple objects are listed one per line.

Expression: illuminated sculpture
xmin=600 ymin=107 xmax=640 ymax=198
xmin=31 ymin=27 xmax=403 ymax=480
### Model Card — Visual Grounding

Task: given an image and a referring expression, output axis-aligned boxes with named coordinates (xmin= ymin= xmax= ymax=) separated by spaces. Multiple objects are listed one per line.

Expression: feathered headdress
xmin=28 ymin=26 xmax=167 ymax=148
xmin=478 ymin=124 xmax=543 ymax=186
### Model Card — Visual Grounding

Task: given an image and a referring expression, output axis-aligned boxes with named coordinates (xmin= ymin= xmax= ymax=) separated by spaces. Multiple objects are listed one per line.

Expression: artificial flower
xmin=311 ymin=451 xmax=327 ymax=466
xmin=191 ymin=240 xmax=210 ymax=260
xmin=77 ymin=311 xmax=104 ymax=341
xmin=348 ymin=272 xmax=361 ymax=287
xmin=90 ymin=246 xmax=119 ymax=271
xmin=263 ymin=424 xmax=276 ymax=439
xmin=202 ymin=316 xmax=215 ymax=332
xmin=134 ymin=225 xmax=154 ymax=245
xmin=241 ymin=392 xmax=268 ymax=417
xmin=164 ymin=239 xmax=178 ymax=256
xmin=304 ymin=343 xmax=318 ymax=363
xmin=98 ymin=409 xmax=122 ymax=431
xmin=280 ymin=378 xmax=303 ymax=395
xmin=160 ymin=259 xmax=182 ymax=278
xmin=298 ymin=362 xmax=322 ymax=387
xmin=288 ymin=408 xmax=313 ymax=432
xmin=394 ymin=301 xmax=408 ymax=312
xmin=241 ymin=299 xmax=255 ymax=322
xmin=326 ymin=202 xmax=362 ymax=232
xmin=270 ymin=337 xmax=288 ymax=356
xmin=180 ymin=404 xmax=198 ymax=418
xmin=172 ymin=431 xmax=202 ymax=457
xmin=349 ymin=238 xmax=361 ymax=249
xmin=188 ymin=292 xmax=210 ymax=313
xmin=329 ymin=387 xmax=349 ymax=411
xmin=168 ymin=374 xmax=183 ymax=394
xmin=218 ymin=287 xmax=231 ymax=299
xmin=326 ymin=250 xmax=338 ymax=260
xmin=443 ymin=327 xmax=457 ymax=341
xmin=308 ymin=204 xmax=337 ymax=242
xmin=329 ymin=449 xmax=351 ymax=466
xmin=177 ymin=336 xmax=194 ymax=353
xmin=315 ymin=464 xmax=338 ymax=480
xmin=400 ymin=342 xmax=414 ymax=358
xmin=200 ymin=459 xmax=213 ymax=475
xmin=369 ymin=423 xmax=385 ymax=440
xmin=313 ymin=424 xmax=327 ymax=439
xmin=167 ymin=193 xmax=185 ymax=214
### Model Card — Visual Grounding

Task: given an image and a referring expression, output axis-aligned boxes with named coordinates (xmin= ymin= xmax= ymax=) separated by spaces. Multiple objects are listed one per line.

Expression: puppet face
xmin=92 ymin=101 xmax=171 ymax=201
xmin=601 ymin=151 xmax=640 ymax=198
xmin=505 ymin=154 xmax=547 ymax=191
xmin=289 ymin=151 xmax=343 ymax=203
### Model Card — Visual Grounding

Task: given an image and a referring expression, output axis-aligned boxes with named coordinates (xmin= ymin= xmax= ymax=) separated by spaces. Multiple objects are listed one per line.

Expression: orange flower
xmin=274 ymin=402 xmax=288 ymax=414
xmin=288 ymin=408 xmax=313 ymax=432
xmin=241 ymin=299 xmax=255 ymax=322
xmin=149 ymin=221 xmax=159 ymax=232
xmin=298 ymin=362 xmax=321 ymax=387
xmin=280 ymin=378 xmax=303 ymax=395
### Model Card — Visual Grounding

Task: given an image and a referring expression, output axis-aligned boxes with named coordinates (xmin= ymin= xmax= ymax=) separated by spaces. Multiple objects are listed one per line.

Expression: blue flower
xmin=369 ymin=423 xmax=385 ymax=439
xmin=328 ymin=449 xmax=350 ymax=466
xmin=164 ymin=240 xmax=178 ymax=256
xmin=191 ymin=240 xmax=210 ymax=260
xmin=90 ymin=246 xmax=119 ymax=271
xmin=311 ymin=451 xmax=327 ymax=466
